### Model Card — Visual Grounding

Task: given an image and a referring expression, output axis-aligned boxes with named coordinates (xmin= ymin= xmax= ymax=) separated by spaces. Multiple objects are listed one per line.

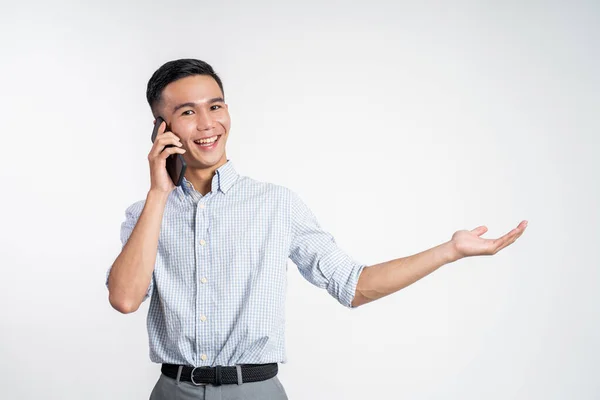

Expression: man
xmin=106 ymin=59 xmax=527 ymax=400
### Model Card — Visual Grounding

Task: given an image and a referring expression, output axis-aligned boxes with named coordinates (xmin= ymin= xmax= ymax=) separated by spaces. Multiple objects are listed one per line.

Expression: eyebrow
xmin=172 ymin=97 xmax=225 ymax=114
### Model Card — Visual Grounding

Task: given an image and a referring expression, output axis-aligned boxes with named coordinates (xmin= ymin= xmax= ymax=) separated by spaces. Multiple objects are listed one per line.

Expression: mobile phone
xmin=151 ymin=116 xmax=187 ymax=187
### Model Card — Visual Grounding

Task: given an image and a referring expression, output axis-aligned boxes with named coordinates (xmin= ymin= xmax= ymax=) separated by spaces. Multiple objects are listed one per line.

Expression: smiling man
xmin=106 ymin=58 xmax=527 ymax=400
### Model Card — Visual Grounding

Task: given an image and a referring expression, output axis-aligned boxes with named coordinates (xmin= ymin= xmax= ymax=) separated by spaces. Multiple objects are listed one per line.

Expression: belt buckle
xmin=190 ymin=366 xmax=208 ymax=386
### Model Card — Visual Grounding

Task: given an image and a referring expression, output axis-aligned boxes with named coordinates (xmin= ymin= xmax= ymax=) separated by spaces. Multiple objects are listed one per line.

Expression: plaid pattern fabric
xmin=106 ymin=160 xmax=366 ymax=367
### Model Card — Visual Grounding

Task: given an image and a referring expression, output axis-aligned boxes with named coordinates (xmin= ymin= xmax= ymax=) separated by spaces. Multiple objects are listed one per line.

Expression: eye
xmin=210 ymin=105 xmax=222 ymax=111
xmin=181 ymin=109 xmax=194 ymax=116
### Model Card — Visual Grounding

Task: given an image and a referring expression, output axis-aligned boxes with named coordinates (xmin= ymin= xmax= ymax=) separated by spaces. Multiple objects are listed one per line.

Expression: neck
xmin=185 ymin=158 xmax=228 ymax=196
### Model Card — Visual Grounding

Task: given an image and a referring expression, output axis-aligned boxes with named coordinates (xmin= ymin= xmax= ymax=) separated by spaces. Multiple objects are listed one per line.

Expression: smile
xmin=193 ymin=135 xmax=222 ymax=148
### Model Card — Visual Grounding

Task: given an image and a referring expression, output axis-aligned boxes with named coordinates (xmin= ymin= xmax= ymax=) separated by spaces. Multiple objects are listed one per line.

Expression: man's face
xmin=155 ymin=74 xmax=230 ymax=170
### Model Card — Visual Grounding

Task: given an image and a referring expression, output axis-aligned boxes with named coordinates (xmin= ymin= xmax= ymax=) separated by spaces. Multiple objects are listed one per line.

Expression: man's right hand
xmin=148 ymin=120 xmax=186 ymax=193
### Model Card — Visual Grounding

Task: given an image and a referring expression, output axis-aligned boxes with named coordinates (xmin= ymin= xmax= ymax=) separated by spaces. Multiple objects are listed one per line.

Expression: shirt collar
xmin=180 ymin=159 xmax=239 ymax=196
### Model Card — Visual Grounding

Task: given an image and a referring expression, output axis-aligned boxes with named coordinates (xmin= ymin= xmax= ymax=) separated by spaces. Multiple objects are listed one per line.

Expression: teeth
xmin=195 ymin=136 xmax=218 ymax=144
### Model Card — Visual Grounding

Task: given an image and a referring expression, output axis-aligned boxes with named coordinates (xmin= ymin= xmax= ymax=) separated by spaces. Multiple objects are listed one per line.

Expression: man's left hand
xmin=450 ymin=220 xmax=528 ymax=260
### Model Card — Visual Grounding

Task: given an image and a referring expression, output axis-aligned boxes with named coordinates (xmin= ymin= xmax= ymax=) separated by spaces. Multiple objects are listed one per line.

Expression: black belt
xmin=161 ymin=363 xmax=278 ymax=386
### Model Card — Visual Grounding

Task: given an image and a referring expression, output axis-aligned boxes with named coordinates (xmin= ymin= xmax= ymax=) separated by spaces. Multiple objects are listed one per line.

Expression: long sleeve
xmin=288 ymin=191 xmax=366 ymax=308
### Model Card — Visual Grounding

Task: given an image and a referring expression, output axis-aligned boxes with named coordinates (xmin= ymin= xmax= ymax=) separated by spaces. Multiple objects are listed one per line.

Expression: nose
xmin=196 ymin=108 xmax=215 ymax=131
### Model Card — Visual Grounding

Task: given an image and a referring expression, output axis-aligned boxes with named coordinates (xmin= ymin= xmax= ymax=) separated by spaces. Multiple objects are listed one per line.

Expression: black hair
xmin=146 ymin=58 xmax=224 ymax=114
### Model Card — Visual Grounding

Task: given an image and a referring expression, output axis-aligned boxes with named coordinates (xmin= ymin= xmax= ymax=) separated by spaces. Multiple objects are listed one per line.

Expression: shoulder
xmin=123 ymin=199 xmax=146 ymax=220
xmin=235 ymin=175 xmax=297 ymax=201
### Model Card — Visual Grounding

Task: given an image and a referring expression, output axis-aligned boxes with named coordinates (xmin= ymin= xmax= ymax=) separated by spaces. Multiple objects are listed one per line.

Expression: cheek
xmin=216 ymin=113 xmax=231 ymax=132
xmin=171 ymin=121 xmax=195 ymax=138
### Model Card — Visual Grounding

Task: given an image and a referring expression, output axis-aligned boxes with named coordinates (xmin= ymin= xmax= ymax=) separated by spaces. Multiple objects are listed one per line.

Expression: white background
xmin=1 ymin=1 xmax=598 ymax=399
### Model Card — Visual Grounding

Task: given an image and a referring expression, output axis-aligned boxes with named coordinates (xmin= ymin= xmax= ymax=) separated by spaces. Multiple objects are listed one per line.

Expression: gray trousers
xmin=149 ymin=370 xmax=289 ymax=400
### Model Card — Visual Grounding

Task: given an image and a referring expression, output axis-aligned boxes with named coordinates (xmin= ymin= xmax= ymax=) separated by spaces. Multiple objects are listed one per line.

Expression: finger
xmin=495 ymin=225 xmax=522 ymax=244
xmin=488 ymin=234 xmax=510 ymax=253
xmin=159 ymin=146 xmax=186 ymax=159
xmin=495 ymin=233 xmax=521 ymax=253
xmin=500 ymin=223 xmax=527 ymax=244
xmin=151 ymin=120 xmax=167 ymax=143
xmin=519 ymin=220 xmax=529 ymax=230
xmin=471 ymin=225 xmax=488 ymax=236
xmin=158 ymin=120 xmax=166 ymax=135
xmin=158 ymin=136 xmax=183 ymax=149
xmin=492 ymin=225 xmax=526 ymax=253
xmin=488 ymin=231 xmax=515 ymax=253
xmin=157 ymin=131 xmax=181 ymax=144
xmin=151 ymin=136 xmax=183 ymax=157
xmin=158 ymin=126 xmax=180 ymax=141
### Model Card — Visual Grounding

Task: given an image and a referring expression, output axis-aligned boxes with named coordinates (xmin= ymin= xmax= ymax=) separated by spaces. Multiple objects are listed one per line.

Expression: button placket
xmin=195 ymin=198 xmax=211 ymax=366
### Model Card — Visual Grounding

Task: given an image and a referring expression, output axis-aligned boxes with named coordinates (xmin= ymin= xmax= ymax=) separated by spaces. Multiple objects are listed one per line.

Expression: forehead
xmin=160 ymin=75 xmax=223 ymax=106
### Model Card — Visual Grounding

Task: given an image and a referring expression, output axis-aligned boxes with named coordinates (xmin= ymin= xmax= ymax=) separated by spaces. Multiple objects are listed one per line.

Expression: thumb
xmin=471 ymin=225 xmax=488 ymax=236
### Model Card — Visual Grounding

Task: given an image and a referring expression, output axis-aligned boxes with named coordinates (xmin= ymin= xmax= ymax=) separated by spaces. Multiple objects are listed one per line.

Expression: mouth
xmin=193 ymin=135 xmax=222 ymax=150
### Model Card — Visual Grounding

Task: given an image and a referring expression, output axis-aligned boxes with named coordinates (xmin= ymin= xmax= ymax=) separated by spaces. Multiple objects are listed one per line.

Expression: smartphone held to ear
xmin=151 ymin=117 xmax=187 ymax=187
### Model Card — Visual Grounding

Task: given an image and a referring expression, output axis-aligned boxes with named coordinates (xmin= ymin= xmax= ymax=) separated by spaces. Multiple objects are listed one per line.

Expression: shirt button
xmin=200 ymin=315 xmax=207 ymax=322
xmin=199 ymin=203 xmax=206 ymax=209
xmin=201 ymin=354 xmax=207 ymax=361
xmin=200 ymin=239 xmax=206 ymax=246
xmin=201 ymin=277 xmax=208 ymax=284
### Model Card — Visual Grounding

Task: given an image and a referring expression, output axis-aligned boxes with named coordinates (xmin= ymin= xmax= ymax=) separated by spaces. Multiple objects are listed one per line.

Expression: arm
xmin=107 ymin=119 xmax=185 ymax=314
xmin=107 ymin=190 xmax=169 ymax=314
xmin=288 ymin=190 xmax=367 ymax=308
xmin=351 ymin=221 xmax=528 ymax=307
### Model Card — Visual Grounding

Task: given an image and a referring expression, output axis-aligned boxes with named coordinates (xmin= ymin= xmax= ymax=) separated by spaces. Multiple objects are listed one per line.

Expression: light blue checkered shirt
xmin=106 ymin=160 xmax=366 ymax=367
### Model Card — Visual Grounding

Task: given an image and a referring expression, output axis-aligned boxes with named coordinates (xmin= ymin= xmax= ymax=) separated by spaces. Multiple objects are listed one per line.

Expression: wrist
xmin=442 ymin=240 xmax=463 ymax=264
xmin=147 ymin=189 xmax=171 ymax=203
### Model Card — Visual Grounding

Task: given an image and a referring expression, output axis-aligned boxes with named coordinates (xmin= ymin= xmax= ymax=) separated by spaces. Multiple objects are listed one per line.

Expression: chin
xmin=189 ymin=155 xmax=227 ymax=169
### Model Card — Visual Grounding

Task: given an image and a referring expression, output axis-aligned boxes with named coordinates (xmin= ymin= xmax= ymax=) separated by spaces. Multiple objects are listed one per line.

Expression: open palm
xmin=452 ymin=220 xmax=528 ymax=258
